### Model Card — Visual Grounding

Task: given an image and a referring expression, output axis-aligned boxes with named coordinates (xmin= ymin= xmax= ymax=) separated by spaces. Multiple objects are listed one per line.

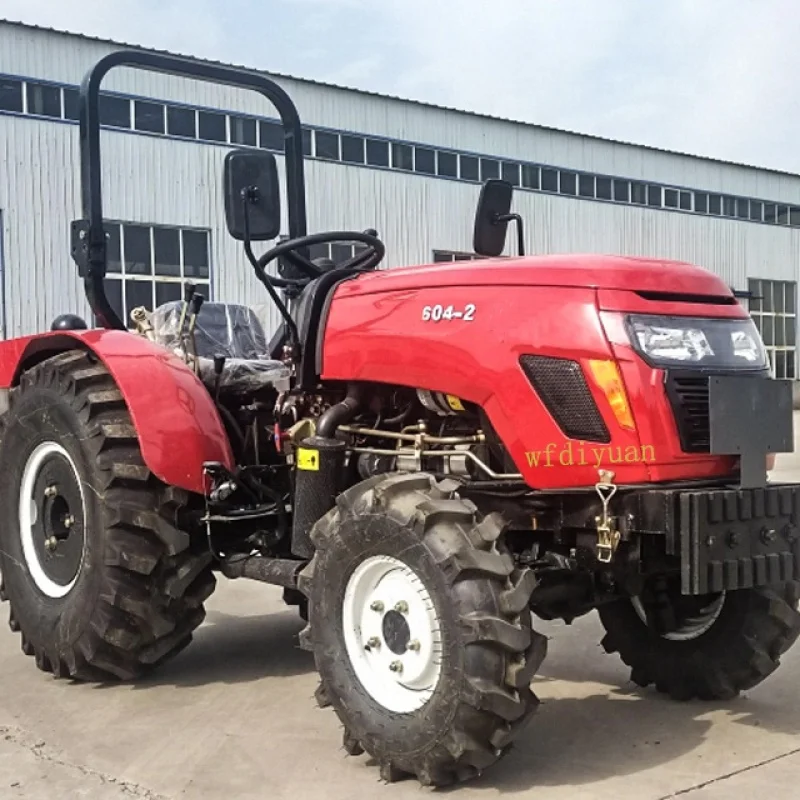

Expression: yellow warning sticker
xmin=297 ymin=448 xmax=320 ymax=471
xmin=446 ymin=395 xmax=465 ymax=412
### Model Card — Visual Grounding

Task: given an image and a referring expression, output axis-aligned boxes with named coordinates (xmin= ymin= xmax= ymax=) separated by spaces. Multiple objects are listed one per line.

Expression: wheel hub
xmin=342 ymin=555 xmax=442 ymax=714
xmin=632 ymin=587 xmax=726 ymax=641
xmin=19 ymin=441 xmax=86 ymax=598
xmin=381 ymin=609 xmax=411 ymax=655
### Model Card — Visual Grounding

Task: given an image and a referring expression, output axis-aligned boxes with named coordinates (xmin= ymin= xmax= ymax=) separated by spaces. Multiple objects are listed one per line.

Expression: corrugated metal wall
xmin=1 ymin=22 xmax=799 ymax=341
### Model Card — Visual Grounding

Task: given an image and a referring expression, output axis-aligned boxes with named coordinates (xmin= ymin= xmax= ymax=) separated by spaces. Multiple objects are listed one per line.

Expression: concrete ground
xmin=3 ymin=442 xmax=800 ymax=798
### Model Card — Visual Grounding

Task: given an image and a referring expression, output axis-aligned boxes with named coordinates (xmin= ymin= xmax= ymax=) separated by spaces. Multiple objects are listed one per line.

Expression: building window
xmin=596 ymin=176 xmax=612 ymax=200
xmin=578 ymin=173 xmax=595 ymax=198
xmin=614 ymin=179 xmax=630 ymax=203
xmin=198 ymin=110 xmax=226 ymax=142
xmin=708 ymin=194 xmax=722 ymax=215
xmin=480 ymin=158 xmax=500 ymax=181
xmin=315 ymin=130 xmax=340 ymax=160
xmin=664 ymin=188 xmax=679 ymax=209
xmin=0 ymin=78 xmax=23 ymax=112
xmin=680 ymin=191 xmax=692 ymax=211
xmin=560 ymin=171 xmax=577 ymax=196
xmin=631 ymin=182 xmax=646 ymax=205
xmin=307 ymin=241 xmax=368 ymax=265
xmin=230 ymin=116 xmax=257 ymax=146
xmin=723 ymin=196 xmax=737 ymax=218
xmin=26 ymin=82 xmax=61 ymax=118
xmin=103 ymin=222 xmax=211 ymax=328
xmin=647 ymin=184 xmax=662 ymax=207
xmin=460 ymin=155 xmax=479 ymax=182
xmin=432 ymin=250 xmax=481 ymax=262
xmin=341 ymin=134 xmax=365 ymax=164
xmin=748 ymin=278 xmax=796 ymax=379
xmin=736 ymin=198 xmax=749 ymax=220
xmin=437 ymin=151 xmax=458 ymax=178
xmin=259 ymin=120 xmax=284 ymax=151
xmin=63 ymin=87 xmax=80 ymax=120
xmin=167 ymin=106 xmax=196 ymax=138
xmin=541 ymin=168 xmax=558 ymax=193
xmin=522 ymin=164 xmax=540 ymax=190
xmin=99 ymin=94 xmax=130 ymax=128
xmin=366 ymin=138 xmax=389 ymax=167
xmin=392 ymin=142 xmax=413 ymax=171
xmin=502 ymin=162 xmax=520 ymax=186
xmin=415 ymin=147 xmax=436 ymax=175
xmin=135 ymin=101 xmax=165 ymax=134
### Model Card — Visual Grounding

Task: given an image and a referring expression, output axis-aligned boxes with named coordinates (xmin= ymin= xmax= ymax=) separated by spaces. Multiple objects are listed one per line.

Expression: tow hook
xmin=594 ymin=469 xmax=620 ymax=564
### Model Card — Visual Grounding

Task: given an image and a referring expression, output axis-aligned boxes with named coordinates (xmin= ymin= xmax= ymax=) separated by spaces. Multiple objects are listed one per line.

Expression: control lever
xmin=213 ymin=354 xmax=226 ymax=401
xmin=177 ymin=282 xmax=196 ymax=343
xmin=186 ymin=293 xmax=205 ymax=372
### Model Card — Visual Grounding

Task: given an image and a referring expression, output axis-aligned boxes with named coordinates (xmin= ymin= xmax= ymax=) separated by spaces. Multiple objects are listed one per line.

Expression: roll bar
xmin=70 ymin=49 xmax=308 ymax=330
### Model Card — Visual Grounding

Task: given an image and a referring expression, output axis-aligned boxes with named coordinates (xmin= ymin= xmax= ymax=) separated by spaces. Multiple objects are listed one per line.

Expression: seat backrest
xmin=151 ymin=301 xmax=269 ymax=360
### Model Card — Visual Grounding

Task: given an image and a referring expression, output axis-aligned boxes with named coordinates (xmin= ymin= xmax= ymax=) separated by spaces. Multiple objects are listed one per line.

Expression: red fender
xmin=0 ymin=329 xmax=234 ymax=495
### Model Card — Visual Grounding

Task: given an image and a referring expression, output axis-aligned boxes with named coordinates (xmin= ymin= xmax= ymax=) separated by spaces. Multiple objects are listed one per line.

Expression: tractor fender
xmin=0 ymin=329 xmax=234 ymax=495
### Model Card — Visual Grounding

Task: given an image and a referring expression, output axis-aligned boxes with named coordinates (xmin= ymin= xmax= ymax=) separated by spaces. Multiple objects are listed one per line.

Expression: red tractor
xmin=1 ymin=49 xmax=798 ymax=788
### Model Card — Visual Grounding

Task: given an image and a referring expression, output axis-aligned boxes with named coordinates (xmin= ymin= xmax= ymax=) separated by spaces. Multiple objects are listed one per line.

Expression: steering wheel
xmin=256 ymin=230 xmax=385 ymax=284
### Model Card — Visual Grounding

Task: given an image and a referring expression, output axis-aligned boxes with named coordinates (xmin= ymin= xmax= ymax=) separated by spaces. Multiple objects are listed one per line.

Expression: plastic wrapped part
xmin=149 ymin=300 xmax=291 ymax=394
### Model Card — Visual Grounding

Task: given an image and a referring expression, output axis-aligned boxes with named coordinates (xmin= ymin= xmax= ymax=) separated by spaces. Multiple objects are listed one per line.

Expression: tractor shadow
xmin=437 ymin=619 xmax=800 ymax=793
xmin=135 ymin=607 xmax=314 ymax=689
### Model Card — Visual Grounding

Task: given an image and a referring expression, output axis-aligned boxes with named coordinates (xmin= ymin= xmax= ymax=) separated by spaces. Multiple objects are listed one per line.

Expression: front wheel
xmin=599 ymin=575 xmax=800 ymax=700
xmin=299 ymin=473 xmax=546 ymax=787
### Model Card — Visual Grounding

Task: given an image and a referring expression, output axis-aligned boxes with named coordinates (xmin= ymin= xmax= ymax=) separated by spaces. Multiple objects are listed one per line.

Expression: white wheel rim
xmin=631 ymin=591 xmax=726 ymax=641
xmin=18 ymin=441 xmax=86 ymax=598
xmin=342 ymin=555 xmax=443 ymax=713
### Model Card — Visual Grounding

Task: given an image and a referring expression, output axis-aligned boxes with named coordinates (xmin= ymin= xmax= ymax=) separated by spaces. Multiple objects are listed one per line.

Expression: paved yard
xmin=2 ymin=438 xmax=800 ymax=798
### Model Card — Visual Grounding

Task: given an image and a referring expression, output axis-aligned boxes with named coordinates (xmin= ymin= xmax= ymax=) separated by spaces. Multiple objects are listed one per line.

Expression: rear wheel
xmin=0 ymin=351 xmax=215 ymax=680
xmin=599 ymin=575 xmax=800 ymax=700
xmin=299 ymin=473 xmax=546 ymax=786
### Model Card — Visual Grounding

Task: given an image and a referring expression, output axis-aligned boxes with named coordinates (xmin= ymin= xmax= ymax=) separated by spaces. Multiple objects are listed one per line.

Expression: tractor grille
xmin=665 ymin=373 xmax=710 ymax=452
xmin=520 ymin=355 xmax=610 ymax=443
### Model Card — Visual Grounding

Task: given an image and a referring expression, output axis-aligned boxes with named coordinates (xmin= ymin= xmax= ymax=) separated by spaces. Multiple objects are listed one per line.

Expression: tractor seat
xmin=149 ymin=301 xmax=290 ymax=394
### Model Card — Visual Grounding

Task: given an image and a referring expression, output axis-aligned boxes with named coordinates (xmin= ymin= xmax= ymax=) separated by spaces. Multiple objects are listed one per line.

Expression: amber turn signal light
xmin=588 ymin=359 xmax=636 ymax=431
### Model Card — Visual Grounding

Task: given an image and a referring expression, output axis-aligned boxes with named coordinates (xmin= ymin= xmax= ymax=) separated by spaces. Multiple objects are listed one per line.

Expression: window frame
xmin=102 ymin=222 xmax=212 ymax=329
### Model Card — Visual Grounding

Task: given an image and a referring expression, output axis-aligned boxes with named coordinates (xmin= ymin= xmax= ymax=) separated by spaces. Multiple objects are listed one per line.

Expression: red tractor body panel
xmin=321 ymin=254 xmax=745 ymax=489
xmin=0 ymin=330 xmax=233 ymax=494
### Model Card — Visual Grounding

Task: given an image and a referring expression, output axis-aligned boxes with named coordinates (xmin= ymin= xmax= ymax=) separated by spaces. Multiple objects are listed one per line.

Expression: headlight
xmin=626 ymin=314 xmax=768 ymax=369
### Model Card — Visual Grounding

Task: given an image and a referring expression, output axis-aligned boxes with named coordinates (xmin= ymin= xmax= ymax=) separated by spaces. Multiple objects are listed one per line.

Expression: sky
xmin=3 ymin=0 xmax=799 ymax=173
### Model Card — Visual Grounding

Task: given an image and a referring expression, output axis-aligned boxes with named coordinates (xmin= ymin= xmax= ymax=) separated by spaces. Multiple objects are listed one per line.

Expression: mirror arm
xmin=241 ymin=192 xmax=301 ymax=359
xmin=495 ymin=213 xmax=525 ymax=257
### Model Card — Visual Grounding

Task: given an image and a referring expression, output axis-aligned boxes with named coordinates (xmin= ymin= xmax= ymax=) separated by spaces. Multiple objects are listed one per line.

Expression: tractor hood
xmin=339 ymin=254 xmax=734 ymax=301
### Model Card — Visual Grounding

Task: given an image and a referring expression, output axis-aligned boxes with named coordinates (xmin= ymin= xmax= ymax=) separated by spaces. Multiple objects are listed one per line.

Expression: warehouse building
xmin=0 ymin=19 xmax=798 ymax=378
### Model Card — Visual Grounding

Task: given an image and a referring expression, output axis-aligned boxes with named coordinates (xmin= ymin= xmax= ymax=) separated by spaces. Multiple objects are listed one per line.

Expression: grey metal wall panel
xmin=1 ymin=21 xmax=798 ymax=351
xmin=3 ymin=23 xmax=800 ymax=204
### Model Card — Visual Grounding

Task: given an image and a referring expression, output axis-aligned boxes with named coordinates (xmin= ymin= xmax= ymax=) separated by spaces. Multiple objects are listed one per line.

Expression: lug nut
xmin=389 ymin=661 xmax=403 ymax=673
xmin=394 ymin=601 xmax=409 ymax=614
xmin=44 ymin=536 xmax=58 ymax=552
xmin=407 ymin=639 xmax=420 ymax=652
xmin=370 ymin=601 xmax=384 ymax=612
xmin=63 ymin=515 xmax=75 ymax=529
xmin=44 ymin=485 xmax=57 ymax=498
xmin=366 ymin=637 xmax=381 ymax=649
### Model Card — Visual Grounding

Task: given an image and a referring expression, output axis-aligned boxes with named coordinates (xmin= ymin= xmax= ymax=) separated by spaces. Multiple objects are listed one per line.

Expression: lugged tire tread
xmin=300 ymin=472 xmax=546 ymax=787
xmin=0 ymin=351 xmax=215 ymax=682
xmin=599 ymin=580 xmax=800 ymax=701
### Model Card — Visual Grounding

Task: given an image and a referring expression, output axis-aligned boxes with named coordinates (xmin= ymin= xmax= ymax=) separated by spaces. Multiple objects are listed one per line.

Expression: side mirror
xmin=224 ymin=150 xmax=281 ymax=241
xmin=473 ymin=179 xmax=515 ymax=257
